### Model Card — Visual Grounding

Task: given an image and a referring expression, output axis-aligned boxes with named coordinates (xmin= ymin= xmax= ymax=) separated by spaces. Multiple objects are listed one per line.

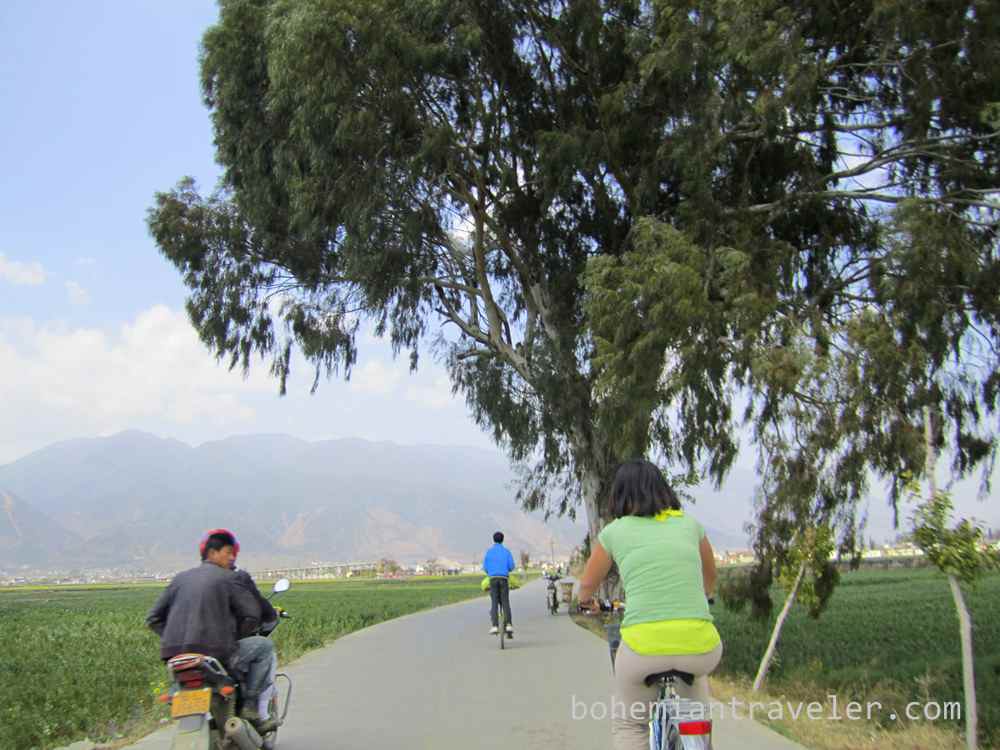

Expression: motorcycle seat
xmin=167 ymin=653 xmax=206 ymax=671
xmin=167 ymin=653 xmax=232 ymax=682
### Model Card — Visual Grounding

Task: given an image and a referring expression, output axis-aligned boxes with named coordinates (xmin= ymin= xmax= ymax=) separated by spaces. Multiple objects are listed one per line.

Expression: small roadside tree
xmin=908 ymin=411 xmax=1000 ymax=750
xmin=751 ymin=524 xmax=837 ymax=691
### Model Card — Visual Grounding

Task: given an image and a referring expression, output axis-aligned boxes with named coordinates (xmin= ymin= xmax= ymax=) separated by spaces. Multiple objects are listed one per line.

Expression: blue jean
xmin=233 ymin=635 xmax=276 ymax=700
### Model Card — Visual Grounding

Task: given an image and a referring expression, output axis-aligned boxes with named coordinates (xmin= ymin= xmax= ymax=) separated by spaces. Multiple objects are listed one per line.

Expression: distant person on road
xmin=482 ymin=531 xmax=515 ymax=636
xmin=578 ymin=460 xmax=721 ymax=750
xmin=146 ymin=529 xmax=277 ymax=732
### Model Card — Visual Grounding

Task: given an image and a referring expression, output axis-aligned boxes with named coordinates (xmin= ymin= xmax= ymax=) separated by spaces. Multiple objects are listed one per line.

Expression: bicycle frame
xmin=649 ymin=677 xmax=713 ymax=750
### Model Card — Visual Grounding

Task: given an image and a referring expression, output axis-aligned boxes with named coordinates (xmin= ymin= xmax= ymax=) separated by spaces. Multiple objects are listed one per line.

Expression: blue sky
xmin=1 ymin=2 xmax=995 ymax=541
xmin=0 ymin=1 xmax=497 ymax=467
xmin=1 ymin=1 xmax=219 ymax=329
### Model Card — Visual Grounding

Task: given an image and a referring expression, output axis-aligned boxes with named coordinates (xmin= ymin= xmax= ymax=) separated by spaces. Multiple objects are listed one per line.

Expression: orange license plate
xmin=171 ymin=688 xmax=212 ymax=718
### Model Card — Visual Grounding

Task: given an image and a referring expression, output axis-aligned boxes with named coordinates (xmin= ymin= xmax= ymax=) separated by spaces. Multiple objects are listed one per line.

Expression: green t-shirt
xmin=597 ymin=511 xmax=713 ymax=630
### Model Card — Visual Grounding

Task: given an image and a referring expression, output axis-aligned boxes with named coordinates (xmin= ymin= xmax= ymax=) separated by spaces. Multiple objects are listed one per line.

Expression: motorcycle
xmin=161 ymin=578 xmax=293 ymax=750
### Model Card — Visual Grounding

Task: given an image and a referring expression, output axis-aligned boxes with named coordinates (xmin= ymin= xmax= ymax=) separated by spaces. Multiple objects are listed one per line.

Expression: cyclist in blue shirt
xmin=483 ymin=531 xmax=515 ymax=636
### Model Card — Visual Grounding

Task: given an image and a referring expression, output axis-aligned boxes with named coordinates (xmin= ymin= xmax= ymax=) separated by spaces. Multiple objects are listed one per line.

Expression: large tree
xmin=583 ymin=0 xmax=1000 ymax=570
xmin=149 ymin=0 xmax=999 ymax=548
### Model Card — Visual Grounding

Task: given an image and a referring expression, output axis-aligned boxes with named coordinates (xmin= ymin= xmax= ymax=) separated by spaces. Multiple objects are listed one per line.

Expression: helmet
xmin=199 ymin=528 xmax=240 ymax=560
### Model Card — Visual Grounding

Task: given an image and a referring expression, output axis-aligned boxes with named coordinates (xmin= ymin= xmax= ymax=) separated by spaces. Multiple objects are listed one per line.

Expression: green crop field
xmin=711 ymin=567 xmax=1000 ymax=745
xmin=0 ymin=575 xmax=486 ymax=750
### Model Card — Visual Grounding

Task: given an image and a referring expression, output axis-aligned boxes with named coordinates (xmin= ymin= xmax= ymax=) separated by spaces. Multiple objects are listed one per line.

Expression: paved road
xmin=123 ymin=579 xmax=805 ymax=749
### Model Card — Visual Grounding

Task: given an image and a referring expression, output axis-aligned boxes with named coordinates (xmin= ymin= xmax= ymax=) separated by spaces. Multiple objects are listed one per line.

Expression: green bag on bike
xmin=481 ymin=574 xmax=522 ymax=590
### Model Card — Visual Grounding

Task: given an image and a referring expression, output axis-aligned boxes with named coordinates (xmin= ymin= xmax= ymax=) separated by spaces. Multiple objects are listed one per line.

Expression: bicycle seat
xmin=643 ymin=669 xmax=695 ymax=687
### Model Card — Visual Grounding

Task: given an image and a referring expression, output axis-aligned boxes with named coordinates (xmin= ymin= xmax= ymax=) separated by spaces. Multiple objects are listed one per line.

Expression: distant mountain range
xmin=0 ymin=431 xmax=749 ymax=572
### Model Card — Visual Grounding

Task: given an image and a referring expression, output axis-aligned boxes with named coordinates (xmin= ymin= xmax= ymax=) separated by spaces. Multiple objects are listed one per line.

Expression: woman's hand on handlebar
xmin=578 ymin=598 xmax=601 ymax=614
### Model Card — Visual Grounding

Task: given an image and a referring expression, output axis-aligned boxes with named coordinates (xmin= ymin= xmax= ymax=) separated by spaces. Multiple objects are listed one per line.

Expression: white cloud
xmin=348 ymin=359 xmax=403 ymax=395
xmin=0 ymin=305 xmax=501 ymax=465
xmin=405 ymin=376 xmax=455 ymax=409
xmin=65 ymin=281 xmax=90 ymax=305
xmin=0 ymin=253 xmax=46 ymax=286
xmin=0 ymin=306 xmax=274 ymax=458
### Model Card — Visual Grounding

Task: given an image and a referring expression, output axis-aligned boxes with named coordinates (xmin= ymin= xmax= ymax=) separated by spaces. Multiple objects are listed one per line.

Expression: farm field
xmin=710 ymin=567 xmax=1000 ymax=746
xmin=0 ymin=575 xmax=486 ymax=750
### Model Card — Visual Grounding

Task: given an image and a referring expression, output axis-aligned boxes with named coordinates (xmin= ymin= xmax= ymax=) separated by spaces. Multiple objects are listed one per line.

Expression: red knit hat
xmin=199 ymin=528 xmax=240 ymax=560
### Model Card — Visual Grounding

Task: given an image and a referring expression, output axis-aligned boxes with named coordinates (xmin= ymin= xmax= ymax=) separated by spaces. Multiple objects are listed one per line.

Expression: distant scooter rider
xmin=146 ymin=529 xmax=277 ymax=732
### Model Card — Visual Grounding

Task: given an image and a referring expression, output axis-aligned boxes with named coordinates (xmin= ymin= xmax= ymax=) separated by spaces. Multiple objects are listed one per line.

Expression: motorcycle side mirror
xmin=272 ymin=578 xmax=291 ymax=594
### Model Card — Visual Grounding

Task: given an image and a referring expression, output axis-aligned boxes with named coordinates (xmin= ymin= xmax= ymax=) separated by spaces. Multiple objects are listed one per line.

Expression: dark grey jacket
xmin=146 ymin=561 xmax=260 ymax=663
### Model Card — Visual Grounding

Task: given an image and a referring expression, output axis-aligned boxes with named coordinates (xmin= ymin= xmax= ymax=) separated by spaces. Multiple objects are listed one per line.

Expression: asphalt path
xmin=121 ymin=579 xmax=805 ymax=749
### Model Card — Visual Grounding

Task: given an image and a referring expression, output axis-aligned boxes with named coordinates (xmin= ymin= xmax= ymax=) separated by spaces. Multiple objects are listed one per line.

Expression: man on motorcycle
xmin=146 ymin=529 xmax=277 ymax=732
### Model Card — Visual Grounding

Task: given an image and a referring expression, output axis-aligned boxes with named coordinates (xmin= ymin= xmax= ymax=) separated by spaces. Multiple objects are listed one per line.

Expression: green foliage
xmin=149 ymin=0 xmax=1000 ymax=540
xmin=581 ymin=0 xmax=1000 ymax=559
xmin=780 ymin=525 xmax=840 ymax=619
xmin=905 ymin=474 xmax=1000 ymax=586
xmin=0 ymin=577 xmax=483 ymax=750
xmin=721 ymin=525 xmax=840 ymax=621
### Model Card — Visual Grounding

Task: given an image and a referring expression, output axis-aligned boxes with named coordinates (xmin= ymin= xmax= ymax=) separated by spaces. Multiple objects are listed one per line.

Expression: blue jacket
xmin=483 ymin=543 xmax=516 ymax=577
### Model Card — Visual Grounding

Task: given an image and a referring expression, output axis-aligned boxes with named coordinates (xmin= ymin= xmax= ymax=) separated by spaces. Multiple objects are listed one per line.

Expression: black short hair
xmin=608 ymin=460 xmax=681 ymax=518
xmin=493 ymin=531 xmax=504 ymax=544
xmin=201 ymin=532 xmax=236 ymax=560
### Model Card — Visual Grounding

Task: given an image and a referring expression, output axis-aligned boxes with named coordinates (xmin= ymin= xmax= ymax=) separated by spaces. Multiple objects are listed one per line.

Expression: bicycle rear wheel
xmin=499 ymin=610 xmax=506 ymax=649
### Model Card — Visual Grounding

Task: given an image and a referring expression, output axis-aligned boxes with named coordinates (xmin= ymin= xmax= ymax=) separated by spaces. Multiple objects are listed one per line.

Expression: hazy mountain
xmin=0 ymin=432 xmax=586 ymax=570
xmin=0 ymin=489 xmax=82 ymax=567
xmin=0 ymin=431 xmax=752 ymax=571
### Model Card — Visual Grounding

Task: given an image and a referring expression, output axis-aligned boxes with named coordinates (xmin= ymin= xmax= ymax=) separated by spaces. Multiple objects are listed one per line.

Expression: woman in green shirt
xmin=578 ymin=459 xmax=722 ymax=750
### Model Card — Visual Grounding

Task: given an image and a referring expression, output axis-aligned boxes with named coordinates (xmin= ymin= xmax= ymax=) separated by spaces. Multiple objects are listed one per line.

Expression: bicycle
xmin=645 ymin=670 xmax=713 ymax=750
xmin=597 ymin=602 xmax=714 ymax=750
xmin=489 ymin=576 xmax=513 ymax=650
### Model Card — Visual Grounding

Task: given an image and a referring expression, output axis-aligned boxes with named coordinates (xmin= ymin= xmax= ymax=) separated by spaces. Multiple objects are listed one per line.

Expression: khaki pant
xmin=611 ymin=640 xmax=723 ymax=750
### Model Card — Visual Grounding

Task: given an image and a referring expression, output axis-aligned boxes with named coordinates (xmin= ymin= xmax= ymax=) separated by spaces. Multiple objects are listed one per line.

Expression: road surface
xmin=121 ymin=579 xmax=805 ymax=749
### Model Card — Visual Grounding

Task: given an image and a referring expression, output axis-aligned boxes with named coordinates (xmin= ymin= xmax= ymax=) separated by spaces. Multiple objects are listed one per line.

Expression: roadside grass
xmin=0 ymin=575 xmax=487 ymax=750
xmin=569 ymin=567 xmax=1000 ymax=749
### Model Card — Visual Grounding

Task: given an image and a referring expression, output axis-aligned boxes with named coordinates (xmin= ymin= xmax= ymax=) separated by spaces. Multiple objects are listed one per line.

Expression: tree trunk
xmin=948 ymin=574 xmax=978 ymax=750
xmin=581 ymin=466 xmax=604 ymax=549
xmin=578 ymin=460 xmax=622 ymax=599
xmin=924 ymin=406 xmax=938 ymax=497
xmin=753 ymin=561 xmax=806 ymax=692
